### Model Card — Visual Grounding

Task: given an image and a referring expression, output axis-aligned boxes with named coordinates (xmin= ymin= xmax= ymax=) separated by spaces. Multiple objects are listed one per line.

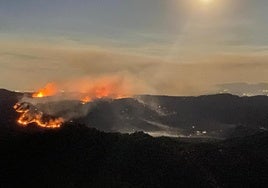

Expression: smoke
xmin=15 ymin=74 xmax=149 ymax=128
xmin=30 ymin=74 xmax=150 ymax=99
xmin=3 ymin=39 xmax=268 ymax=96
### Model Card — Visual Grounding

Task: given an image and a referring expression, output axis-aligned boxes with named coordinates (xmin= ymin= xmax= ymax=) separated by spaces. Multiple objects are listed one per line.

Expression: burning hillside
xmin=13 ymin=102 xmax=64 ymax=128
xmin=32 ymin=83 xmax=59 ymax=98
xmin=14 ymin=76 xmax=136 ymax=128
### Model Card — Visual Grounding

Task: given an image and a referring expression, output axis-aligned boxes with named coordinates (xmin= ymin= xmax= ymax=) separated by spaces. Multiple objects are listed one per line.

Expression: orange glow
xmin=78 ymin=79 xmax=131 ymax=104
xmin=13 ymin=103 xmax=63 ymax=129
xmin=81 ymin=96 xmax=92 ymax=104
xmin=32 ymin=83 xmax=58 ymax=98
xmin=36 ymin=92 xmax=44 ymax=98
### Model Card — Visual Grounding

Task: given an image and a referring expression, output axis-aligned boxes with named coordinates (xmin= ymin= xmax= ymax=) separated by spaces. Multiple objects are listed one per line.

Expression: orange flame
xmin=13 ymin=103 xmax=63 ymax=128
xmin=32 ymin=83 xmax=58 ymax=98
xmin=80 ymin=96 xmax=92 ymax=104
xmin=77 ymin=78 xmax=131 ymax=104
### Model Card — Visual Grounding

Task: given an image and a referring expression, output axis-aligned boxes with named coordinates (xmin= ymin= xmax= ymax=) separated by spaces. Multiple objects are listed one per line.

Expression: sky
xmin=1 ymin=0 xmax=268 ymax=95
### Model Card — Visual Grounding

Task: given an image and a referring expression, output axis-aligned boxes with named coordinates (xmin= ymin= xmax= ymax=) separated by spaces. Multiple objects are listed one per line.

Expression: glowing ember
xmin=32 ymin=83 xmax=58 ymax=98
xmin=13 ymin=102 xmax=64 ymax=128
xmin=81 ymin=96 xmax=92 ymax=104
xmin=36 ymin=92 xmax=44 ymax=98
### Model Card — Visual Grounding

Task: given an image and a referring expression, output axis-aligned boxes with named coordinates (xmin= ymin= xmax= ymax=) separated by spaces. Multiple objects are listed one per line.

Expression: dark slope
xmin=0 ymin=125 xmax=267 ymax=188
xmin=138 ymin=94 xmax=268 ymax=129
xmin=78 ymin=94 xmax=268 ymax=137
xmin=0 ymin=89 xmax=23 ymax=129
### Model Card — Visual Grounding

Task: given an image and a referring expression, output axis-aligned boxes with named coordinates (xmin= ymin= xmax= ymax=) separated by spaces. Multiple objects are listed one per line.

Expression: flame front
xmin=14 ymin=102 xmax=64 ymax=128
xmin=32 ymin=83 xmax=58 ymax=98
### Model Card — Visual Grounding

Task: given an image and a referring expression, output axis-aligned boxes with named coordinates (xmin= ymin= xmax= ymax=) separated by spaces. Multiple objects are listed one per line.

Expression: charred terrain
xmin=0 ymin=89 xmax=268 ymax=187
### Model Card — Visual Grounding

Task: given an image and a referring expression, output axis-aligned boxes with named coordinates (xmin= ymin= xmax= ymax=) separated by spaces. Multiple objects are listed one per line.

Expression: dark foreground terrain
xmin=0 ymin=125 xmax=268 ymax=188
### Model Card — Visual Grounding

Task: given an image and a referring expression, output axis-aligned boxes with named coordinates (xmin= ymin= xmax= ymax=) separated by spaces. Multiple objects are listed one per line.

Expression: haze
xmin=1 ymin=0 xmax=268 ymax=95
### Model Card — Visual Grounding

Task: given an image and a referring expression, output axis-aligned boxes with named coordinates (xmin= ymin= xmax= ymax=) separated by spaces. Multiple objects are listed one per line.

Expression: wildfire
xmin=13 ymin=102 xmax=64 ymax=128
xmin=81 ymin=96 xmax=92 ymax=104
xmin=14 ymin=76 xmax=134 ymax=128
xmin=78 ymin=78 xmax=131 ymax=104
xmin=32 ymin=83 xmax=58 ymax=98
xmin=35 ymin=92 xmax=44 ymax=98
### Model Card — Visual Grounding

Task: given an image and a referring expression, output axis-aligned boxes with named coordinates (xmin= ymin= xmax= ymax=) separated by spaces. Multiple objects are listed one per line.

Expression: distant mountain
xmin=77 ymin=94 xmax=268 ymax=137
xmin=217 ymin=82 xmax=268 ymax=96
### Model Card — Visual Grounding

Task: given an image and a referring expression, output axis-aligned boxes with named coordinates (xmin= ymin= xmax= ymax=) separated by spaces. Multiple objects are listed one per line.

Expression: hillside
xmin=0 ymin=125 xmax=267 ymax=187
xmin=1 ymin=89 xmax=268 ymax=138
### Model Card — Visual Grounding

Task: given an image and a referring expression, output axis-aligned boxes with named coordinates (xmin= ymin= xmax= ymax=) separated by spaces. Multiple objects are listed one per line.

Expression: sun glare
xmin=201 ymin=0 xmax=214 ymax=4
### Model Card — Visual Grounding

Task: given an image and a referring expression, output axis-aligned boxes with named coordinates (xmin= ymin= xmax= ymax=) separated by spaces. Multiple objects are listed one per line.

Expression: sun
xmin=200 ymin=0 xmax=214 ymax=4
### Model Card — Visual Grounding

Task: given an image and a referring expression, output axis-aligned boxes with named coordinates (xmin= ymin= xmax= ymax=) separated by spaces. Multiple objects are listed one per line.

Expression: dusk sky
xmin=1 ymin=0 xmax=268 ymax=95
